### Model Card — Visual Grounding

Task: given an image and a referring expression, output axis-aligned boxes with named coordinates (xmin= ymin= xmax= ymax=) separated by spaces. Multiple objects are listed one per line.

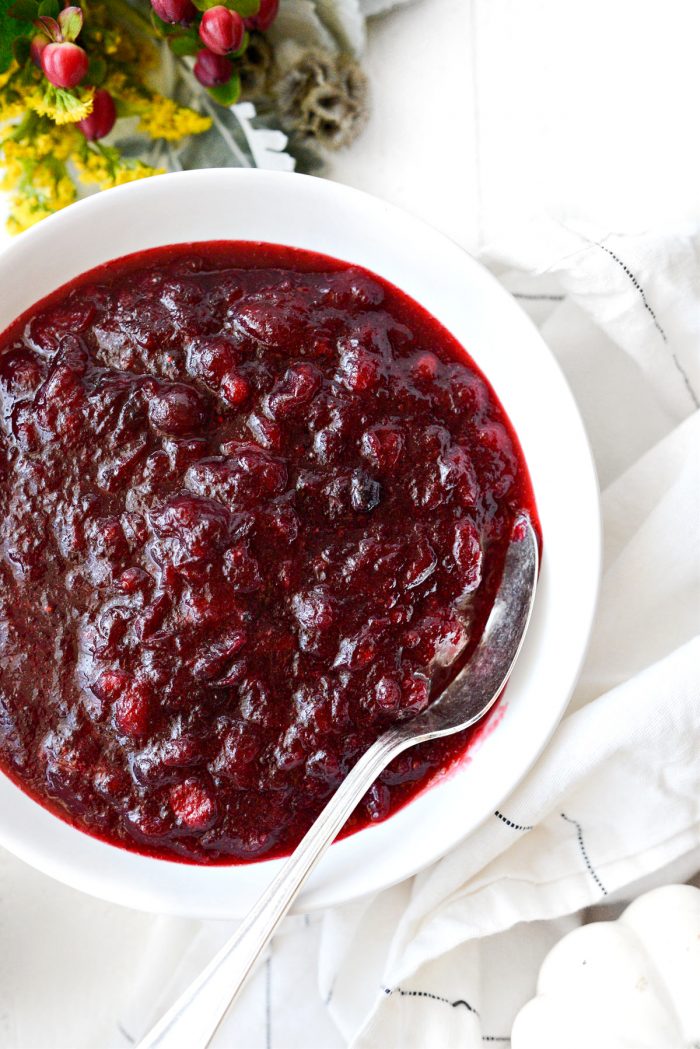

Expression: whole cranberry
xmin=170 ymin=779 xmax=216 ymax=830
xmin=41 ymin=41 xmax=89 ymax=89
xmin=193 ymin=48 xmax=233 ymax=87
xmin=199 ymin=6 xmax=245 ymax=56
xmin=220 ymin=369 xmax=249 ymax=405
xmin=77 ymin=90 xmax=117 ymax=141
xmin=147 ymin=381 xmax=205 ymax=436
xmin=114 ymin=681 xmax=152 ymax=738
xmin=245 ymin=0 xmax=279 ymax=31
xmin=30 ymin=34 xmax=47 ymax=70
xmin=150 ymin=0 xmax=197 ymax=24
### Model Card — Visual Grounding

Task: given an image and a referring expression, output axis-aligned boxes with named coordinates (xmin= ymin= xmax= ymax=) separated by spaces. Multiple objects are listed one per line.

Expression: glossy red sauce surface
xmin=0 ymin=243 xmax=538 ymax=863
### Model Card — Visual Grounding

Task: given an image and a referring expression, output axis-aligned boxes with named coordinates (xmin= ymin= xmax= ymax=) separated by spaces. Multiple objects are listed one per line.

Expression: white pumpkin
xmin=512 ymin=884 xmax=700 ymax=1049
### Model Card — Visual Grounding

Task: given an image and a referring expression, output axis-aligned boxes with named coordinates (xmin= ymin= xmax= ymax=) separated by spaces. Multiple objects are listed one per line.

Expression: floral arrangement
xmin=0 ymin=0 xmax=370 ymax=233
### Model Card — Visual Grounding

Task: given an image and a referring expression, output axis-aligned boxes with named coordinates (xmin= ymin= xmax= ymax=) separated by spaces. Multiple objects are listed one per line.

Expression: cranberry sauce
xmin=0 ymin=243 xmax=538 ymax=863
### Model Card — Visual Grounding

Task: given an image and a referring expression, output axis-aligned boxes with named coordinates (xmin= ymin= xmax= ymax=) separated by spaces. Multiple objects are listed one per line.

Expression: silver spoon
xmin=138 ymin=512 xmax=539 ymax=1049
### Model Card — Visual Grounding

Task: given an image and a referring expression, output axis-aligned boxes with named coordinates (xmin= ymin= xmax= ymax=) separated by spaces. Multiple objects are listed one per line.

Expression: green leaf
xmin=231 ymin=29 xmax=249 ymax=57
xmin=113 ymin=97 xmax=135 ymax=118
xmin=12 ymin=34 xmax=31 ymax=63
xmin=149 ymin=6 xmax=165 ymax=36
xmin=35 ymin=14 xmax=60 ymax=40
xmin=208 ymin=73 xmax=241 ymax=107
xmin=228 ymin=0 xmax=260 ymax=17
xmin=0 ymin=8 xmax=28 ymax=72
xmin=37 ymin=0 xmax=59 ymax=17
xmin=150 ymin=11 xmax=180 ymax=37
xmin=169 ymin=34 xmax=199 ymax=57
xmin=8 ymin=1 xmax=39 ymax=20
xmin=193 ymin=0 xmax=260 ymax=12
xmin=57 ymin=5 xmax=83 ymax=42
xmin=86 ymin=54 xmax=106 ymax=85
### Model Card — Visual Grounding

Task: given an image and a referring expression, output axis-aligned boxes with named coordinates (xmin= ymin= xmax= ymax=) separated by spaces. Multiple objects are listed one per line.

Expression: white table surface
xmin=330 ymin=0 xmax=700 ymax=249
xmin=0 ymin=1 xmax=699 ymax=1045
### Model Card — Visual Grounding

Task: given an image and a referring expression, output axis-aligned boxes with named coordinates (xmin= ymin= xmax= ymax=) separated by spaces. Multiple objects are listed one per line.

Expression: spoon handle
xmin=137 ymin=725 xmax=409 ymax=1049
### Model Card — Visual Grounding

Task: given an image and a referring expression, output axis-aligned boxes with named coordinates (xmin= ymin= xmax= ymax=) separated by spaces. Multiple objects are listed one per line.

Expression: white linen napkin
xmin=118 ymin=222 xmax=700 ymax=1048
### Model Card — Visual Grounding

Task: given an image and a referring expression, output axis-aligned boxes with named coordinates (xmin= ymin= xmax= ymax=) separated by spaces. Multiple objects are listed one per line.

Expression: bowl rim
xmin=0 ymin=169 xmax=602 ymax=917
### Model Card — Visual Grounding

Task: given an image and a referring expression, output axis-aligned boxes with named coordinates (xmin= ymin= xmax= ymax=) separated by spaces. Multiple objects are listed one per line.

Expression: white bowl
xmin=0 ymin=170 xmax=600 ymax=917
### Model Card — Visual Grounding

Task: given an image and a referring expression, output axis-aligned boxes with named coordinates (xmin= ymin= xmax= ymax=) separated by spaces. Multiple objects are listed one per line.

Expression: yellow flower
xmin=54 ymin=174 xmax=78 ymax=209
xmin=27 ymin=85 xmax=95 ymax=126
xmin=0 ymin=157 xmax=23 ymax=192
xmin=73 ymin=149 xmax=164 ymax=190
xmin=137 ymin=95 xmax=212 ymax=141
xmin=105 ymin=71 xmax=128 ymax=95
xmin=7 ymin=197 xmax=54 ymax=234
xmin=1 ymin=119 xmax=80 ymax=175
xmin=0 ymin=0 xmax=213 ymax=234
xmin=1 ymin=139 xmax=30 ymax=177
xmin=32 ymin=129 xmax=78 ymax=161
xmin=0 ymin=64 xmax=17 ymax=91
xmin=0 ymin=63 xmax=24 ymax=121
xmin=0 ymin=96 xmax=25 ymax=122
xmin=72 ymin=150 xmax=112 ymax=185
xmin=104 ymin=27 xmax=144 ymax=65
xmin=112 ymin=161 xmax=165 ymax=186
xmin=3 ymin=147 xmax=78 ymax=234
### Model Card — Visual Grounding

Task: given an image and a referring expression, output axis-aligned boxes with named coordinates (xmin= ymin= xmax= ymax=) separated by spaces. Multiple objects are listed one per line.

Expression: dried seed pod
xmin=275 ymin=48 xmax=369 ymax=150
xmin=238 ymin=32 xmax=275 ymax=100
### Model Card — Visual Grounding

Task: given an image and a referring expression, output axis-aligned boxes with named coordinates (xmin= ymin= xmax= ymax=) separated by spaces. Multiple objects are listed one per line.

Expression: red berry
xmin=401 ymin=674 xmax=431 ymax=715
xmin=361 ymin=425 xmax=403 ymax=472
xmin=30 ymin=35 xmax=47 ymax=69
xmin=453 ymin=518 xmax=482 ymax=594
xmin=41 ymin=41 xmax=88 ymax=89
xmin=245 ymin=0 xmax=279 ymax=31
xmin=169 ymin=779 xmax=216 ymax=829
xmin=150 ymin=0 xmax=196 ymax=24
xmin=77 ymin=89 xmax=116 ymax=141
xmin=116 ymin=566 xmax=152 ymax=594
xmin=193 ymin=48 xmax=233 ymax=88
xmin=114 ymin=681 xmax=152 ymax=738
xmin=412 ymin=351 xmax=440 ymax=382
xmin=374 ymin=676 xmax=402 ymax=712
xmin=147 ymin=380 xmax=205 ymax=436
xmin=92 ymin=669 xmax=129 ymax=701
xmin=220 ymin=369 xmax=250 ymax=406
xmin=338 ymin=345 xmax=379 ymax=392
xmin=199 ymin=6 xmax=245 ymax=56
